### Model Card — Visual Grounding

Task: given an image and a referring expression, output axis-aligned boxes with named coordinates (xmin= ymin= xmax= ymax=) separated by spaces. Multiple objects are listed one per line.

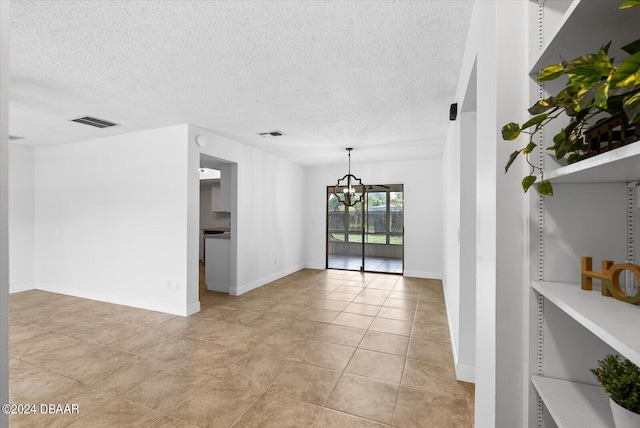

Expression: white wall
xmin=444 ymin=1 xmax=531 ymax=426
xmin=1 ymin=1 xmax=10 ymax=425
xmin=9 ymin=143 xmax=35 ymax=293
xmin=187 ymin=125 xmax=306 ymax=298
xmin=34 ymin=125 xmax=195 ymax=315
xmin=304 ymin=159 xmax=443 ymax=278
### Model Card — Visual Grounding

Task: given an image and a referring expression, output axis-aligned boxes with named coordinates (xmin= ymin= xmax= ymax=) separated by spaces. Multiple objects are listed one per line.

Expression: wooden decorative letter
xmin=581 ymin=256 xmax=640 ymax=304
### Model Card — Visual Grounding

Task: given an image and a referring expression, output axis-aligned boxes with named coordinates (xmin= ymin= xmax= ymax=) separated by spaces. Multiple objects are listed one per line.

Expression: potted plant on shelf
xmin=501 ymin=0 xmax=640 ymax=196
xmin=591 ymin=354 xmax=640 ymax=428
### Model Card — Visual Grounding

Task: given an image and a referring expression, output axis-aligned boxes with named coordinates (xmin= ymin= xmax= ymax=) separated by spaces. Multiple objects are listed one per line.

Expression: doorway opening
xmin=326 ymin=184 xmax=404 ymax=274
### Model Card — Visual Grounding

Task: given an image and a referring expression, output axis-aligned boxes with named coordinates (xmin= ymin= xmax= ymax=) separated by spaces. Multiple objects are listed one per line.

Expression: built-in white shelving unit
xmin=528 ymin=1 xmax=640 ymax=426
xmin=532 ymin=375 xmax=614 ymax=428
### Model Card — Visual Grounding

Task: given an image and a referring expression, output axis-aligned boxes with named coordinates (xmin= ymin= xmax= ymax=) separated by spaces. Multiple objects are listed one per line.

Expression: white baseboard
xmin=33 ymin=281 xmax=194 ymax=316
xmin=304 ymin=262 xmax=325 ymax=270
xmin=403 ymin=270 xmax=442 ymax=279
xmin=232 ymin=264 xmax=305 ymax=296
xmin=207 ymin=282 xmax=229 ymax=293
xmin=455 ymin=361 xmax=476 ymax=383
xmin=9 ymin=281 xmax=35 ymax=294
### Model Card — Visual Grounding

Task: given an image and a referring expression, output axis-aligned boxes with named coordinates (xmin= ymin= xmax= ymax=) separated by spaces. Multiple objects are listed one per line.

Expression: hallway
xmin=9 ymin=269 xmax=473 ymax=427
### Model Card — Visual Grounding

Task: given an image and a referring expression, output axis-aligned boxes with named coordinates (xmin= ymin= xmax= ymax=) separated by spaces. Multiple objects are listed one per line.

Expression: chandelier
xmin=333 ymin=148 xmax=366 ymax=207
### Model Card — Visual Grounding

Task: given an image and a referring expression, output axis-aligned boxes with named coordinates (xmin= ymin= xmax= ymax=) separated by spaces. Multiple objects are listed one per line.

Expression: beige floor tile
xmin=141 ymin=336 xmax=223 ymax=364
xmin=414 ymin=308 xmax=448 ymax=326
xmin=255 ymin=332 xmax=311 ymax=361
xmin=69 ymin=398 xmax=163 ymax=427
xmin=149 ymin=415 xmax=199 ymax=427
xmin=345 ymin=349 xmax=405 ymax=384
xmin=221 ymin=309 xmax=262 ymax=325
xmin=231 ymin=393 xmax=321 ymax=428
xmin=243 ymin=313 xmax=291 ymax=332
xmin=123 ymin=366 xmax=212 ymax=413
xmin=9 ymin=369 xmax=82 ymax=403
xmin=151 ymin=316 xmax=204 ymax=336
xmin=300 ymin=340 xmax=356 ymax=371
xmin=318 ymin=324 xmax=366 ymax=347
xmin=14 ymin=335 xmax=106 ymax=370
xmin=407 ymin=337 xmax=454 ymax=367
xmin=109 ymin=328 xmax=168 ymax=354
xmin=10 ymin=384 xmax=114 ymax=428
xmin=411 ymin=322 xmax=450 ymax=342
xmin=49 ymin=345 xmax=133 ymax=384
xmin=402 ymin=358 xmax=466 ymax=400
xmin=331 ymin=312 xmax=374 ymax=330
xmin=369 ymin=317 xmax=412 ymax=336
xmin=325 ymin=291 xmax=359 ymax=302
xmin=352 ymin=295 xmax=387 ymax=306
xmin=344 ymin=302 xmax=381 ymax=317
xmin=393 ymin=386 xmax=471 ymax=428
xmin=377 ymin=307 xmax=415 ymax=322
xmin=9 ymin=323 xmax=48 ymax=345
xmin=93 ymin=355 xmax=170 ymax=396
xmin=210 ymin=323 xmax=269 ymax=350
xmin=311 ymin=409 xmax=389 ymax=427
xmin=267 ymin=303 xmax=307 ymax=317
xmin=126 ymin=310 xmax=177 ymax=329
xmin=267 ymin=362 xmax=341 ymax=405
xmin=387 ymin=291 xmax=419 ymax=301
xmin=312 ymin=299 xmax=350 ymax=311
xmin=9 ymin=358 xmax=43 ymax=382
xmin=359 ymin=331 xmax=409 ymax=356
xmin=297 ymin=308 xmax=341 ymax=323
xmin=180 ymin=345 xmax=248 ymax=375
xmin=335 ymin=285 xmax=366 ymax=294
xmin=227 ymin=351 xmax=291 ymax=391
xmin=383 ymin=297 xmax=418 ymax=309
xmin=191 ymin=304 xmax=235 ymax=321
xmin=279 ymin=319 xmax=329 ymax=339
xmin=169 ymin=371 xmax=262 ymax=428
xmin=325 ymin=373 xmax=399 ymax=425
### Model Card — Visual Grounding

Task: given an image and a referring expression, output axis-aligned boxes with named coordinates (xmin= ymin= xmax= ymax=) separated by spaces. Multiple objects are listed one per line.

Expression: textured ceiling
xmin=9 ymin=0 xmax=474 ymax=166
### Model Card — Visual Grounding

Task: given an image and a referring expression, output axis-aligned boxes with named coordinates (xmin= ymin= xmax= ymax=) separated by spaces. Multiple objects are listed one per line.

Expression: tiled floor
xmin=8 ymin=267 xmax=474 ymax=427
xmin=327 ymin=255 xmax=403 ymax=274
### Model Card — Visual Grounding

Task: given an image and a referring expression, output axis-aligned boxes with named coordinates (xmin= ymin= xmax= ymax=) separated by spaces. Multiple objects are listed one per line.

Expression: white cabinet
xmin=204 ymin=236 xmax=230 ymax=292
xmin=211 ymin=164 xmax=231 ymax=212
xmin=527 ymin=1 xmax=640 ymax=426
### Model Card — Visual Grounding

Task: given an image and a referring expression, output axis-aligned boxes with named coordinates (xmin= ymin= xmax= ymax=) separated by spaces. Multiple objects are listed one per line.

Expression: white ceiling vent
xmin=258 ymin=131 xmax=284 ymax=137
xmin=70 ymin=116 xmax=120 ymax=128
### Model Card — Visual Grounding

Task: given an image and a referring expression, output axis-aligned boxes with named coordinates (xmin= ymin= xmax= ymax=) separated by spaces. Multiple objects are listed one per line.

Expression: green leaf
xmin=505 ymin=150 xmax=520 ymax=173
xmin=624 ymin=91 xmax=640 ymax=123
xmin=523 ymin=142 xmax=537 ymax=154
xmin=501 ymin=123 xmax=521 ymax=140
xmin=537 ymin=64 xmax=565 ymax=81
xmin=522 ymin=176 xmax=537 ymax=192
xmin=567 ymin=153 xmax=581 ymax=163
xmin=567 ymin=65 xmax=609 ymax=88
xmin=521 ymin=114 xmax=548 ymax=130
xmin=610 ymin=51 xmax=640 ymax=89
xmin=528 ymin=98 xmax=557 ymax=115
xmin=619 ymin=0 xmax=640 ymax=9
xmin=536 ymin=180 xmax=554 ymax=196
xmin=622 ymin=38 xmax=640 ymax=55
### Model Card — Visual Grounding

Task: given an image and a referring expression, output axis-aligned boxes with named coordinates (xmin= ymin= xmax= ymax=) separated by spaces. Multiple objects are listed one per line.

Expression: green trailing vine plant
xmin=591 ymin=354 xmax=640 ymax=414
xmin=501 ymin=0 xmax=640 ymax=196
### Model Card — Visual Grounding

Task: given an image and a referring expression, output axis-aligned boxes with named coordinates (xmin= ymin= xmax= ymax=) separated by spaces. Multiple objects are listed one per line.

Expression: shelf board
xmin=531 ymin=375 xmax=613 ymax=428
xmin=532 ymin=281 xmax=640 ymax=366
xmin=544 ymin=142 xmax=640 ymax=184
xmin=530 ymin=0 xmax=640 ymax=75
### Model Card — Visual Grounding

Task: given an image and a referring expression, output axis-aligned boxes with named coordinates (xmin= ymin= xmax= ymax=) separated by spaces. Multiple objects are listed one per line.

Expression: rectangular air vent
xmin=70 ymin=116 xmax=120 ymax=128
xmin=9 ymin=135 xmax=25 ymax=140
xmin=258 ymin=131 xmax=284 ymax=137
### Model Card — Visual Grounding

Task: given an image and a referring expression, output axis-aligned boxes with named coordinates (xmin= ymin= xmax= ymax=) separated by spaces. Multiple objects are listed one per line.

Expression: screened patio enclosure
xmin=326 ymin=184 xmax=403 ymax=274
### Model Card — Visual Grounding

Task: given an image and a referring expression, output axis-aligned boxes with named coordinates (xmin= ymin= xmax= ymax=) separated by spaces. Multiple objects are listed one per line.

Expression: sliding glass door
xmin=327 ymin=184 xmax=403 ymax=274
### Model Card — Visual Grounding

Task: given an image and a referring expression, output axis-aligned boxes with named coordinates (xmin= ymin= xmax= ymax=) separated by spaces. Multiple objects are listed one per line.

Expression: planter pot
xmin=610 ymin=397 xmax=640 ymax=428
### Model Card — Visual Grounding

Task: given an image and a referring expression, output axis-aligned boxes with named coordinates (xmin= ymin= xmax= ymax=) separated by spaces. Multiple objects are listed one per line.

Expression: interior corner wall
xmin=34 ymin=125 xmax=193 ymax=316
xmin=304 ymin=159 xmax=443 ymax=278
xmin=187 ymin=125 xmax=306 ymax=298
xmin=0 ymin=1 xmax=10 ymax=425
xmin=452 ymin=1 xmax=530 ymax=426
xmin=8 ymin=143 xmax=35 ymax=293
